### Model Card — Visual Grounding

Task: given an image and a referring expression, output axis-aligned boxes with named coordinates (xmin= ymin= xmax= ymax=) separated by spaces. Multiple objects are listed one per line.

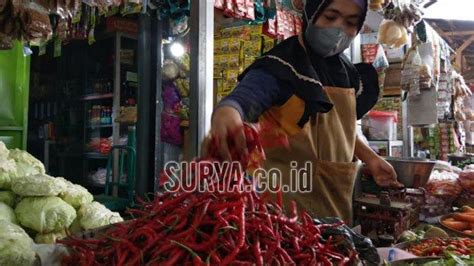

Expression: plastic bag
xmin=378 ymin=19 xmax=408 ymax=48
xmin=163 ymin=83 xmax=181 ymax=111
xmin=459 ymin=169 xmax=474 ymax=193
xmin=161 ymin=112 xmax=183 ymax=146
xmin=314 ymin=217 xmax=380 ymax=265
xmin=401 ymin=48 xmax=422 ymax=97
xmin=425 ymin=170 xmax=463 ymax=201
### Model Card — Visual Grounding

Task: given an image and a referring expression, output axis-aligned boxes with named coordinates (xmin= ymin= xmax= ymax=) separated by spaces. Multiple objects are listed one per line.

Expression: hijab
xmin=238 ymin=0 xmax=378 ymax=123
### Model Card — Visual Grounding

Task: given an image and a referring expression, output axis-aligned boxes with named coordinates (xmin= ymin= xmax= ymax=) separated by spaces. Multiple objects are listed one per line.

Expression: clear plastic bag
xmin=425 ymin=170 xmax=463 ymax=201
xmin=401 ymin=47 xmax=422 ymax=97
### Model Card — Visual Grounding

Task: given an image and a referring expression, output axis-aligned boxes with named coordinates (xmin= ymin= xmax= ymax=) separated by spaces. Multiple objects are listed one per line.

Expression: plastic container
xmin=366 ymin=111 xmax=398 ymax=141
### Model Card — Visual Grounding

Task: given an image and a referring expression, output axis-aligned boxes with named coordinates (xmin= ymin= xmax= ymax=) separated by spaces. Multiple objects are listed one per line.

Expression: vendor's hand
xmin=367 ymin=157 xmax=404 ymax=188
xmin=204 ymin=106 xmax=248 ymax=160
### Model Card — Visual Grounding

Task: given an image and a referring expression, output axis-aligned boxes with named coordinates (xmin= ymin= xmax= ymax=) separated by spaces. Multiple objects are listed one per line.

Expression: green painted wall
xmin=0 ymin=42 xmax=30 ymax=149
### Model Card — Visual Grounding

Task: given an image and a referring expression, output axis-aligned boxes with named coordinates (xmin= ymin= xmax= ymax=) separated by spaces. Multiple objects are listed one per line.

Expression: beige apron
xmin=261 ymin=86 xmax=358 ymax=224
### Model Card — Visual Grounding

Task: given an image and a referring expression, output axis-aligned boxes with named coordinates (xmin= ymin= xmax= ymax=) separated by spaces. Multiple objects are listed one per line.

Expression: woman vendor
xmin=207 ymin=0 xmax=403 ymax=223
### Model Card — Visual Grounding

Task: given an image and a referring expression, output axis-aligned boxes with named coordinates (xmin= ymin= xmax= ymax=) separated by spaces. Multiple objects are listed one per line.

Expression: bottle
xmin=91 ymin=106 xmax=96 ymax=125
xmin=101 ymin=106 xmax=106 ymax=124
xmin=108 ymin=108 xmax=113 ymax=124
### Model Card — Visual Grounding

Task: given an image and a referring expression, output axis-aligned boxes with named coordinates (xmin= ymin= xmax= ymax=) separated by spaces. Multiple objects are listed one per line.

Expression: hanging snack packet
xmin=245 ymin=0 xmax=255 ymax=20
xmin=21 ymin=1 xmax=53 ymax=45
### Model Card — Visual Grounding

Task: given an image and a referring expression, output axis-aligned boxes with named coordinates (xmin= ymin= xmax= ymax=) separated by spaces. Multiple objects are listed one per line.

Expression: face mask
xmin=304 ymin=25 xmax=355 ymax=58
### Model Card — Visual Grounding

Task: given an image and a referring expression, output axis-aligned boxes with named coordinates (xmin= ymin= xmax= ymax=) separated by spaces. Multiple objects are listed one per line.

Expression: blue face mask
xmin=304 ymin=25 xmax=355 ymax=58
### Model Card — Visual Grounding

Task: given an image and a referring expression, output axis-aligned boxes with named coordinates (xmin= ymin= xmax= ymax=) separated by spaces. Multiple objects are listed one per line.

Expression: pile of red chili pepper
xmin=59 ymin=125 xmax=357 ymax=265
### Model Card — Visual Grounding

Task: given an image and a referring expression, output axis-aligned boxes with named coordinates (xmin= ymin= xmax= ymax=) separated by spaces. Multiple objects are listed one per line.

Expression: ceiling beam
xmin=430 ymin=22 xmax=454 ymax=43
xmin=442 ymin=31 xmax=474 ymax=37
xmin=456 ymin=35 xmax=474 ymax=71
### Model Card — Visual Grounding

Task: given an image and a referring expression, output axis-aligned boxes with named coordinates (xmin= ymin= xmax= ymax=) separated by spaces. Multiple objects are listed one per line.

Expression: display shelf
xmin=87 ymin=124 xmax=113 ymax=129
xmin=84 ymin=152 xmax=108 ymax=159
xmin=368 ymin=140 xmax=404 ymax=157
xmin=81 ymin=93 xmax=114 ymax=101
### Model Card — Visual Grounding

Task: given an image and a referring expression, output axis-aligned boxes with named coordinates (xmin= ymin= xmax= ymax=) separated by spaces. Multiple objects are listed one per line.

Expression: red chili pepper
xmin=60 ymin=124 xmax=354 ymax=266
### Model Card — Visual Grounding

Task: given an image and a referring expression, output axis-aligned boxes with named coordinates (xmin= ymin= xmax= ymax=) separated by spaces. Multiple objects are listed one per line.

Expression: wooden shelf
xmin=81 ymin=93 xmax=113 ymax=101
xmin=85 ymin=182 xmax=106 ymax=188
xmin=383 ymin=86 xmax=402 ymax=97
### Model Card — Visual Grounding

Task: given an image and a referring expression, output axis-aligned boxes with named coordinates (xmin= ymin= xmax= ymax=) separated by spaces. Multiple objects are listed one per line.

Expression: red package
xmin=234 ymin=0 xmax=246 ymax=18
xmin=285 ymin=12 xmax=295 ymax=39
xmin=263 ymin=16 xmax=277 ymax=38
xmin=214 ymin=0 xmax=225 ymax=10
xmin=224 ymin=0 xmax=234 ymax=17
xmin=99 ymin=138 xmax=112 ymax=155
xmin=244 ymin=0 xmax=255 ymax=20
xmin=294 ymin=15 xmax=302 ymax=35
xmin=276 ymin=9 xmax=286 ymax=38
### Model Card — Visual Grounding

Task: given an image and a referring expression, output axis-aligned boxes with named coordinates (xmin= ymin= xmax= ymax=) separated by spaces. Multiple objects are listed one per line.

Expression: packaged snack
xmin=294 ymin=14 xmax=302 ymax=35
xmin=214 ymin=0 xmax=225 ymax=10
xmin=161 ymin=112 xmax=183 ymax=146
xmin=276 ymin=9 xmax=285 ymax=38
xmin=234 ymin=0 xmax=246 ymax=18
xmin=244 ymin=0 xmax=255 ymax=20
xmin=263 ymin=16 xmax=277 ymax=38
xmin=21 ymin=1 xmax=53 ymax=44
xmin=224 ymin=0 xmax=234 ymax=17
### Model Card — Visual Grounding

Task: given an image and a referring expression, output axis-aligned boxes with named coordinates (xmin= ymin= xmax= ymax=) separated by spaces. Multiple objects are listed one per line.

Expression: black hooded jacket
xmin=219 ymin=0 xmax=379 ymax=125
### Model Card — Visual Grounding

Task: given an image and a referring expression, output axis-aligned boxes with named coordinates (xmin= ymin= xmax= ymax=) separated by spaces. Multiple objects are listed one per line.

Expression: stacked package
xmin=214 ymin=25 xmax=274 ymax=102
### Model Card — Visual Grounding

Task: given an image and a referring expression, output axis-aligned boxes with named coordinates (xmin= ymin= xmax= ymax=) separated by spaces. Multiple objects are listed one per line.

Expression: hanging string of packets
xmin=0 ymin=0 xmax=144 ymax=51
xmin=214 ymin=0 xmax=302 ymax=40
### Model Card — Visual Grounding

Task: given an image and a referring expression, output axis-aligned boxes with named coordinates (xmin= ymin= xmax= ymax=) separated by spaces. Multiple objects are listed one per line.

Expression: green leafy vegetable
xmin=0 ymin=158 xmax=17 ymax=189
xmin=78 ymin=202 xmax=123 ymax=230
xmin=15 ymin=196 xmax=77 ymax=233
xmin=35 ymin=230 xmax=67 ymax=244
xmin=0 ymin=220 xmax=36 ymax=266
xmin=8 ymin=149 xmax=45 ymax=177
xmin=0 ymin=141 xmax=9 ymax=159
xmin=57 ymin=177 xmax=93 ymax=209
xmin=11 ymin=174 xmax=67 ymax=197
xmin=0 ymin=190 xmax=16 ymax=207
xmin=0 ymin=202 xmax=17 ymax=224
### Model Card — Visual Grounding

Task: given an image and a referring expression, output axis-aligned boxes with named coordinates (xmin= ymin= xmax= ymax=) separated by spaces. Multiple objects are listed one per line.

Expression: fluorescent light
xmin=170 ymin=42 xmax=185 ymax=57
xmin=424 ymin=0 xmax=474 ymax=21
